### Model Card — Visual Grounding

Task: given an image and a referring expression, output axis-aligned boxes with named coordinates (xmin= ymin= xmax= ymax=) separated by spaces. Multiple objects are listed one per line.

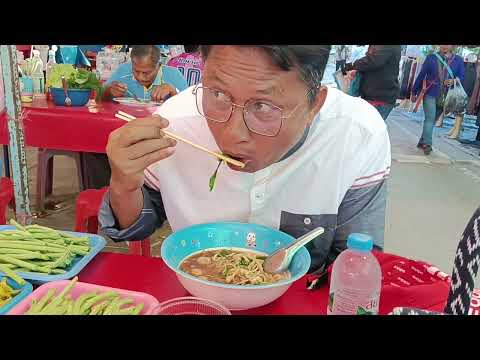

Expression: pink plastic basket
xmin=7 ymin=280 xmax=160 ymax=315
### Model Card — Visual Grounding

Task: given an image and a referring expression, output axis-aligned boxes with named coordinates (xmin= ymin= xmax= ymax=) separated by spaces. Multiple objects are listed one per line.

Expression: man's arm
xmin=344 ymin=45 xmax=394 ymax=72
xmin=99 ymin=185 xmax=167 ymax=242
xmin=326 ymin=180 xmax=387 ymax=266
xmin=162 ymin=66 xmax=189 ymax=92
xmin=412 ymin=56 xmax=431 ymax=97
xmin=102 ymin=84 xmax=118 ymax=101
xmin=102 ymin=66 xmax=127 ymax=101
xmin=325 ymin=111 xmax=391 ymax=270
xmin=102 ymin=114 xmax=177 ymax=240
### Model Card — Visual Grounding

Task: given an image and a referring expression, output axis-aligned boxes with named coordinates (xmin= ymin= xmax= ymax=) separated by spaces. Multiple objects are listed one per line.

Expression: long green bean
xmin=40 ymin=277 xmax=78 ymax=314
xmin=2 ymin=253 xmax=50 ymax=260
xmin=0 ymin=243 xmax=65 ymax=252
xmin=81 ymin=291 xmax=118 ymax=314
xmin=0 ymin=263 xmax=26 ymax=285
xmin=0 ymin=248 xmax=45 ymax=255
xmin=27 ymin=288 xmax=56 ymax=314
xmin=0 ymin=254 xmax=46 ymax=271
xmin=0 ymin=263 xmax=16 ymax=268
xmin=0 ymin=221 xmax=92 ymax=276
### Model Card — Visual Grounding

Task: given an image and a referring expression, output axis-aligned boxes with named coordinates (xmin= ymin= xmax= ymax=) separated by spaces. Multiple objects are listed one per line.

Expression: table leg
xmin=141 ymin=238 xmax=152 ymax=257
xmin=3 ymin=145 xmax=10 ymax=178
xmin=129 ymin=241 xmax=142 ymax=256
xmin=80 ymin=152 xmax=90 ymax=190
xmin=46 ymin=157 xmax=53 ymax=196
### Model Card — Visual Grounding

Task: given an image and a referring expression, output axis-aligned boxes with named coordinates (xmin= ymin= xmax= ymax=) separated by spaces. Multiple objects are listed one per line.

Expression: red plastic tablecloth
xmin=0 ymin=99 xmax=156 ymax=153
xmin=77 ymin=251 xmax=450 ymax=315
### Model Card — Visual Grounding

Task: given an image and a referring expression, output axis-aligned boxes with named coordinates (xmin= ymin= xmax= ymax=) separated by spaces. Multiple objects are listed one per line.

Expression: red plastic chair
xmin=36 ymin=149 xmax=86 ymax=213
xmin=75 ymin=187 xmax=151 ymax=256
xmin=0 ymin=177 xmax=15 ymax=225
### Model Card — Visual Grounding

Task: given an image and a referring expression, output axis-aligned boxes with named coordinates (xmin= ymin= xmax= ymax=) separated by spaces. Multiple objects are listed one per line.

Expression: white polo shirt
xmin=142 ymin=86 xmax=391 ymax=232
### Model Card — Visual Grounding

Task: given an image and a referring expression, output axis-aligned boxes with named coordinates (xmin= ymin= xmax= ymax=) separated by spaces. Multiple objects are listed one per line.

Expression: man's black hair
xmin=130 ymin=45 xmax=161 ymax=65
xmin=200 ymin=45 xmax=331 ymax=104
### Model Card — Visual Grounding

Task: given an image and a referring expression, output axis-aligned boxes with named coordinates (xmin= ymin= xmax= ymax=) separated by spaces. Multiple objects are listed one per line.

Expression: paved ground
xmin=385 ymin=107 xmax=480 ymax=288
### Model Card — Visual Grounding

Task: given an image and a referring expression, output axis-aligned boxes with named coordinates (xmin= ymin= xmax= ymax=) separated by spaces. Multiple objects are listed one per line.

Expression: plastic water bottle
xmin=31 ymin=50 xmax=45 ymax=97
xmin=45 ymin=49 xmax=57 ymax=96
xmin=327 ymin=233 xmax=382 ymax=315
xmin=33 ymin=45 xmax=49 ymax=71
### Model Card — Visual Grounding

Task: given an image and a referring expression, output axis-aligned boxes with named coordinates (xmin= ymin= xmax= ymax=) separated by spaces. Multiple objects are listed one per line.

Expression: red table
xmin=0 ymin=98 xmax=156 ymax=153
xmin=77 ymin=252 xmax=450 ymax=315
xmin=78 ymin=252 xmax=329 ymax=315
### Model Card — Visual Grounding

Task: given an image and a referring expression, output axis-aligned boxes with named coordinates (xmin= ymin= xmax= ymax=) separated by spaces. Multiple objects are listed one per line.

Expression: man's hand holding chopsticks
xmin=109 ymin=81 xmax=129 ymax=98
xmin=107 ymin=115 xmax=177 ymax=194
xmin=106 ymin=115 xmax=177 ymax=229
xmin=151 ymin=84 xmax=177 ymax=102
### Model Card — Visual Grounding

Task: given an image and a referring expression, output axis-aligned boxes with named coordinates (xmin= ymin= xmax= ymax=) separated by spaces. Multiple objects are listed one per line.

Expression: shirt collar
xmin=151 ymin=65 xmax=163 ymax=88
xmin=277 ymin=124 xmax=311 ymax=163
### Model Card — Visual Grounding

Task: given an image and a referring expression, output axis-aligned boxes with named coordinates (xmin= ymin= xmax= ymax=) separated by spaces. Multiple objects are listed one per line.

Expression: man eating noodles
xmin=99 ymin=45 xmax=391 ymax=274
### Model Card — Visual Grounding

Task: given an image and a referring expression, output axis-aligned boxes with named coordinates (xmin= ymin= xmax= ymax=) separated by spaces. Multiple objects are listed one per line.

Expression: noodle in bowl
xmin=161 ymin=222 xmax=311 ymax=310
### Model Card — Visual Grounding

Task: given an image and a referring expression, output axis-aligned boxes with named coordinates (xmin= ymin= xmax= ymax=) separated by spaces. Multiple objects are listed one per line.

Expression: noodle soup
xmin=180 ymin=248 xmax=290 ymax=286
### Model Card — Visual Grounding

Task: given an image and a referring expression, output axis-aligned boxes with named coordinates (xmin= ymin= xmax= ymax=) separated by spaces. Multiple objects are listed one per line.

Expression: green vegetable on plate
xmin=25 ymin=277 xmax=145 ymax=315
xmin=0 ymin=219 xmax=91 ymax=276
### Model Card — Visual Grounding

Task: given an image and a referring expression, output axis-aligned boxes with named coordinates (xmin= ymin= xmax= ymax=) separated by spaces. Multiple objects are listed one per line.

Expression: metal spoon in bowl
xmin=61 ymin=76 xmax=72 ymax=106
xmin=263 ymin=227 xmax=325 ymax=274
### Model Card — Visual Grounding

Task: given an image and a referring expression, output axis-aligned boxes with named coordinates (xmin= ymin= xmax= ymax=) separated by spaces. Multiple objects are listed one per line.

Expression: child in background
xmin=167 ymin=45 xmax=203 ymax=87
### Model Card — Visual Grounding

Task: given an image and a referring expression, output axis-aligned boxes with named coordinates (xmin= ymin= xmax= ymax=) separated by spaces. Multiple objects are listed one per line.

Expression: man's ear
xmin=307 ymin=86 xmax=327 ymax=125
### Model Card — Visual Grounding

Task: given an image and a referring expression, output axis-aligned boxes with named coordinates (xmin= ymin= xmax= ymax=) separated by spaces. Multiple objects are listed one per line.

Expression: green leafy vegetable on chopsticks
xmin=209 ymin=159 xmax=223 ymax=192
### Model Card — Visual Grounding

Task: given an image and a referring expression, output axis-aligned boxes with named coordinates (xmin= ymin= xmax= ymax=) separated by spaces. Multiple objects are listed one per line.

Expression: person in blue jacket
xmin=412 ymin=45 xmax=465 ymax=155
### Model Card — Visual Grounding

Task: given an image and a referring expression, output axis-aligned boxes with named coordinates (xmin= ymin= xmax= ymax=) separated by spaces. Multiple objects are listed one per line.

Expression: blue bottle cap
xmin=347 ymin=233 xmax=373 ymax=252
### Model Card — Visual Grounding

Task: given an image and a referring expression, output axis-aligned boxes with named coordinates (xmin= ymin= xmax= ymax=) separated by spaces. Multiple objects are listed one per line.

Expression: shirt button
xmin=304 ymin=217 xmax=312 ymax=225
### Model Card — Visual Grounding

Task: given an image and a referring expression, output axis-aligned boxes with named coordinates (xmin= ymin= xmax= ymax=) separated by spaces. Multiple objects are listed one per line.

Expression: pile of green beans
xmin=26 ymin=277 xmax=144 ymax=315
xmin=0 ymin=220 xmax=90 ymax=275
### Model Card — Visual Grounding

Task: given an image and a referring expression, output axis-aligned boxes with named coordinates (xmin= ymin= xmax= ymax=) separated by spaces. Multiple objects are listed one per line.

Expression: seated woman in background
xmin=103 ymin=45 xmax=188 ymax=103
xmin=167 ymin=45 xmax=204 ymax=87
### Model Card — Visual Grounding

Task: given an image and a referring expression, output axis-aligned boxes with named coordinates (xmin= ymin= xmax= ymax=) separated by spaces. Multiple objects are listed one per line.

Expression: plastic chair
xmin=36 ymin=149 xmax=86 ymax=212
xmin=0 ymin=177 xmax=15 ymax=225
xmin=75 ymin=187 xmax=151 ymax=257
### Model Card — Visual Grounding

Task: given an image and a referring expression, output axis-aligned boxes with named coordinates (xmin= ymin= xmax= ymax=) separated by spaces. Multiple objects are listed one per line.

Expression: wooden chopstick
xmin=115 ymin=111 xmax=245 ymax=168
xmin=117 ymin=111 xmax=136 ymax=120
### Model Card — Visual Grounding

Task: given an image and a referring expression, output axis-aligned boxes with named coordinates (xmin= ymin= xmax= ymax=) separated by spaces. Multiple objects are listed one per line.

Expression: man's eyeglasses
xmin=192 ymin=85 xmax=314 ymax=137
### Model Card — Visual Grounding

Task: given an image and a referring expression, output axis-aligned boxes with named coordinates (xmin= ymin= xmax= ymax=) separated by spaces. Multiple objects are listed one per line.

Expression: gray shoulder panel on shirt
xmin=297 ymin=180 xmax=387 ymax=273
xmin=336 ymin=180 xmax=387 ymax=250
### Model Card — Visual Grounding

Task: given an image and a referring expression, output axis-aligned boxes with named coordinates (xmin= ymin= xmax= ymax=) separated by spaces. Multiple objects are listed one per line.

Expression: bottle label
xmin=328 ymin=288 xmax=380 ymax=315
